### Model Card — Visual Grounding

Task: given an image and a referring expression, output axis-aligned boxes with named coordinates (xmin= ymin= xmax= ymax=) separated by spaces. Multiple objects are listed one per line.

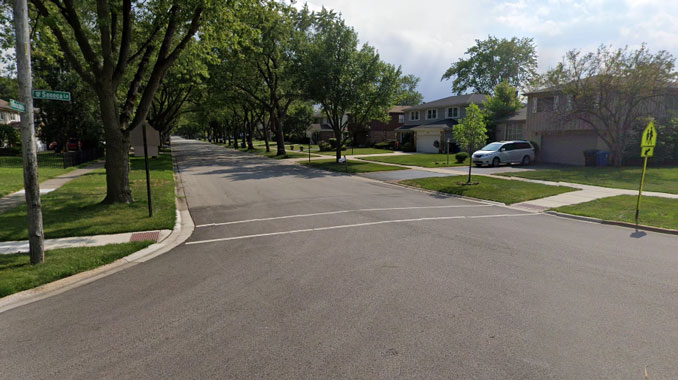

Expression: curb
xmin=0 ymin=151 xmax=195 ymax=314
xmin=545 ymin=211 xmax=678 ymax=235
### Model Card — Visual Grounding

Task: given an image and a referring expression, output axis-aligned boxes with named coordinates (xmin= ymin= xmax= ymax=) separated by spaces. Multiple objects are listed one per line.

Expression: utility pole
xmin=13 ymin=0 xmax=45 ymax=264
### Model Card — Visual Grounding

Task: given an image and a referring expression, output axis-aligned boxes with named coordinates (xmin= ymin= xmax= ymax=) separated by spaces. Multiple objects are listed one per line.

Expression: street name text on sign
xmin=9 ymin=99 xmax=25 ymax=112
xmin=33 ymin=90 xmax=71 ymax=102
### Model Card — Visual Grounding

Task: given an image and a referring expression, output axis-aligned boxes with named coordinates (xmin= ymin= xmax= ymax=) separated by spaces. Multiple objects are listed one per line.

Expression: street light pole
xmin=13 ymin=0 xmax=44 ymax=264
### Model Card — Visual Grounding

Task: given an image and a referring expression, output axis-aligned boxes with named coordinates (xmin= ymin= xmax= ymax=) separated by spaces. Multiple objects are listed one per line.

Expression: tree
xmin=483 ymin=80 xmax=522 ymax=121
xmin=453 ymin=103 xmax=487 ymax=183
xmin=28 ymin=0 xmax=206 ymax=203
xmin=284 ymin=101 xmax=313 ymax=142
xmin=536 ymin=44 xmax=677 ymax=167
xmin=394 ymin=74 xmax=423 ymax=106
xmin=301 ymin=8 xmax=401 ymax=161
xmin=482 ymin=80 xmax=522 ymax=141
xmin=211 ymin=1 xmax=309 ymax=157
xmin=442 ymin=36 xmax=537 ymax=95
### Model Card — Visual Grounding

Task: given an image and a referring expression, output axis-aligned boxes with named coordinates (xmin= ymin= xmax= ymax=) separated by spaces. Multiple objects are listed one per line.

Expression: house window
xmin=398 ymin=114 xmax=404 ymax=123
xmin=410 ymin=111 xmax=419 ymax=121
xmin=426 ymin=109 xmax=437 ymax=120
xmin=505 ymin=124 xmax=524 ymax=140
xmin=446 ymin=107 xmax=459 ymax=118
xmin=532 ymin=98 xmax=538 ymax=113
xmin=536 ymin=97 xmax=554 ymax=112
xmin=567 ymin=95 xmax=573 ymax=111
xmin=0 ymin=112 xmax=5 ymax=121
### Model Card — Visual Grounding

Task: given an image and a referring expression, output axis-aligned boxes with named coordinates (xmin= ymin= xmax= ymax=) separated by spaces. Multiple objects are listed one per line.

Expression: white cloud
xmin=293 ymin=0 xmax=678 ymax=100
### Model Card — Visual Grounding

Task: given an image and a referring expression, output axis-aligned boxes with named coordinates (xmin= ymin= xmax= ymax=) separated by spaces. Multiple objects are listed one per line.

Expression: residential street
xmin=2 ymin=137 xmax=678 ymax=379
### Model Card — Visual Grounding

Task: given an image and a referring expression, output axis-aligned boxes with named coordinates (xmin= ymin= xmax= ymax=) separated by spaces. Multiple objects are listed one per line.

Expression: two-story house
xmin=397 ymin=94 xmax=488 ymax=153
xmin=357 ymin=105 xmax=406 ymax=145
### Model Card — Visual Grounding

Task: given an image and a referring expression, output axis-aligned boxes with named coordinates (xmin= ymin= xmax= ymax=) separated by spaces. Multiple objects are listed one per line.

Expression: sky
xmin=297 ymin=0 xmax=678 ymax=102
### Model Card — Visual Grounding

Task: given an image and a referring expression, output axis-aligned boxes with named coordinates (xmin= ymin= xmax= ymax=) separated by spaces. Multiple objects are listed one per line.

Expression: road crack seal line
xmin=186 ymin=213 xmax=539 ymax=245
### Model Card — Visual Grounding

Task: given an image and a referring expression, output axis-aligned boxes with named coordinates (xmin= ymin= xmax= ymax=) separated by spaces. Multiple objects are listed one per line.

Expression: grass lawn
xmin=318 ymin=147 xmax=394 ymax=156
xmin=0 ymin=152 xmax=176 ymax=241
xmin=0 ymin=155 xmax=76 ymax=197
xmin=499 ymin=166 xmax=678 ymax=194
xmin=554 ymin=195 xmax=678 ymax=230
xmin=0 ymin=241 xmax=153 ymax=298
xmin=363 ymin=153 xmax=468 ymax=168
xmin=303 ymin=159 xmax=408 ymax=174
xmin=402 ymin=175 xmax=577 ymax=205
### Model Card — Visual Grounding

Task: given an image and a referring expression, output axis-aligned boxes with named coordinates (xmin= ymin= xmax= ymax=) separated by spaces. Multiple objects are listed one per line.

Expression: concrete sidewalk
xmin=0 ymin=229 xmax=173 ymax=255
xmin=0 ymin=162 xmax=103 ymax=215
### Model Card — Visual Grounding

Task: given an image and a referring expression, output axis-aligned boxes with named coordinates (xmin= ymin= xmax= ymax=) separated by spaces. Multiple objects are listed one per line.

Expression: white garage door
xmin=541 ymin=133 xmax=598 ymax=165
xmin=416 ymin=132 xmax=440 ymax=153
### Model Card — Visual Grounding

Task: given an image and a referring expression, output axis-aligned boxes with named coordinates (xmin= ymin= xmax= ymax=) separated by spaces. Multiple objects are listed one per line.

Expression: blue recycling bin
xmin=596 ymin=151 xmax=609 ymax=167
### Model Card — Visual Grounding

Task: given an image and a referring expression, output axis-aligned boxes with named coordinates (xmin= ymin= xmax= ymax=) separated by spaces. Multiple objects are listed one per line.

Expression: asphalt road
xmin=2 ymin=137 xmax=677 ymax=379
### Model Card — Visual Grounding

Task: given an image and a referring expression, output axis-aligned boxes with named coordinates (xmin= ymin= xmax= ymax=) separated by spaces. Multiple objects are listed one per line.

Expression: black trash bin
xmin=584 ymin=149 xmax=599 ymax=167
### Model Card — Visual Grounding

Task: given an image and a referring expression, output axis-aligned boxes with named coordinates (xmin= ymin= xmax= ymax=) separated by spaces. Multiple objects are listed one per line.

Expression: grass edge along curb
xmin=545 ymin=210 xmax=678 ymax=236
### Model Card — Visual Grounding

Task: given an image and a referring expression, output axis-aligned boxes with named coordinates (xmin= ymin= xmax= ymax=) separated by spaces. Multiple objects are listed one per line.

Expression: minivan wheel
xmin=492 ymin=157 xmax=500 ymax=167
xmin=521 ymin=155 xmax=531 ymax=166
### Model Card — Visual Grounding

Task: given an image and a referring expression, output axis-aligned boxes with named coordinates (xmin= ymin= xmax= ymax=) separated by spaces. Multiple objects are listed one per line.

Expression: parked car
xmin=66 ymin=138 xmax=81 ymax=151
xmin=472 ymin=140 xmax=535 ymax=167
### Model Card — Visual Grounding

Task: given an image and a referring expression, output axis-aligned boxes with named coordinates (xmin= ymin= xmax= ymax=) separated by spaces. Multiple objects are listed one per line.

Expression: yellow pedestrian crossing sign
xmin=641 ymin=146 xmax=654 ymax=157
xmin=641 ymin=120 xmax=657 ymax=147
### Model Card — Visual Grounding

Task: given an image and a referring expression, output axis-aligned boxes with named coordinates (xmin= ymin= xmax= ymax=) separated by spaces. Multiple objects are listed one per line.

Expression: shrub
xmin=529 ymin=140 xmax=540 ymax=156
xmin=328 ymin=137 xmax=338 ymax=149
xmin=402 ymin=142 xmax=415 ymax=152
xmin=374 ymin=140 xmax=397 ymax=150
xmin=318 ymin=141 xmax=332 ymax=151
xmin=455 ymin=152 xmax=468 ymax=163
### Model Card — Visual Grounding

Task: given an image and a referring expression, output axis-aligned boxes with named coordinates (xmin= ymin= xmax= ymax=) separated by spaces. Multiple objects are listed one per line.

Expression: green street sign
xmin=9 ymin=99 xmax=25 ymax=112
xmin=33 ymin=89 xmax=71 ymax=101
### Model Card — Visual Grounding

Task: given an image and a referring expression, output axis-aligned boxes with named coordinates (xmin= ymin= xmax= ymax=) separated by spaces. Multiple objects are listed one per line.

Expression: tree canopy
xmin=453 ymin=103 xmax=487 ymax=183
xmin=442 ymin=36 xmax=537 ymax=95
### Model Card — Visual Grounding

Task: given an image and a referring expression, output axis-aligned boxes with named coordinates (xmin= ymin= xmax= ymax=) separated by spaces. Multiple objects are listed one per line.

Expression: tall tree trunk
xmin=98 ymin=89 xmax=133 ymax=204
xmin=467 ymin=149 xmax=472 ymax=183
xmin=264 ymin=121 xmax=270 ymax=153
xmin=274 ymin=116 xmax=286 ymax=156
xmin=247 ymin=125 xmax=254 ymax=150
xmin=335 ymin=129 xmax=342 ymax=162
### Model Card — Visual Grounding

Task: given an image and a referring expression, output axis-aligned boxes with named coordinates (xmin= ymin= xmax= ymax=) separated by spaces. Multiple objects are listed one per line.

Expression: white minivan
xmin=472 ymin=140 xmax=535 ymax=167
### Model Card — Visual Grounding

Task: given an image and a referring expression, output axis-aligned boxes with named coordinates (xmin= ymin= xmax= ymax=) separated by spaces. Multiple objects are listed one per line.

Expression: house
xmin=0 ymin=99 xmax=21 ymax=125
xmin=306 ymin=112 xmax=349 ymax=144
xmin=522 ymin=84 xmax=678 ymax=165
xmin=397 ymin=94 xmax=488 ymax=153
xmin=494 ymin=107 xmax=527 ymax=142
xmin=349 ymin=106 xmax=407 ymax=146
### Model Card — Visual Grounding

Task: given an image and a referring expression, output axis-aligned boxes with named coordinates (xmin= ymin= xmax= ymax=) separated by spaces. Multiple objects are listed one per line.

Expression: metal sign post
xmin=635 ymin=120 xmax=657 ymax=225
xmin=141 ymin=124 xmax=153 ymax=218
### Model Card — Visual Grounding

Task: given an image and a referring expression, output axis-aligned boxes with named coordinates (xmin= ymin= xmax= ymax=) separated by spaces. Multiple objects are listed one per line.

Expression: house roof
xmin=396 ymin=118 xmax=458 ymax=131
xmin=403 ymin=94 xmax=489 ymax=112
xmin=307 ymin=123 xmax=333 ymax=131
xmin=389 ymin=105 xmax=408 ymax=114
xmin=0 ymin=99 xmax=16 ymax=112
xmin=495 ymin=107 xmax=527 ymax=122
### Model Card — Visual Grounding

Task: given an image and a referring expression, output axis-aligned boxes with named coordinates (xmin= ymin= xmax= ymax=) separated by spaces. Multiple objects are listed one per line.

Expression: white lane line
xmin=186 ymin=213 xmax=538 ymax=245
xmin=196 ymin=204 xmax=495 ymax=228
